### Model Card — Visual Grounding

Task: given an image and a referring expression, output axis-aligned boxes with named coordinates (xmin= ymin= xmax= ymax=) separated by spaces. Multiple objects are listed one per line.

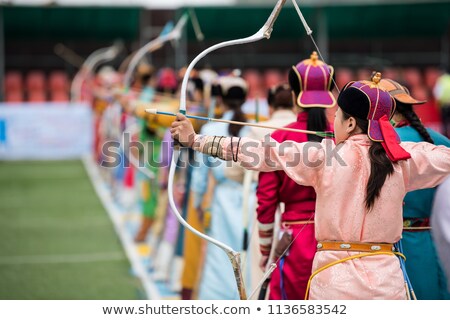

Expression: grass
xmin=0 ymin=160 xmax=143 ymax=299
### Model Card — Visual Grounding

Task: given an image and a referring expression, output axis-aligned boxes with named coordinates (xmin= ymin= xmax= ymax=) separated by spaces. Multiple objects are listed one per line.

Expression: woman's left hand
xmin=170 ymin=113 xmax=196 ymax=147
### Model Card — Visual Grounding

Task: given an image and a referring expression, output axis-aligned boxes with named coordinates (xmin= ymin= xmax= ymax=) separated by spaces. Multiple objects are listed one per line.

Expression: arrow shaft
xmin=153 ymin=110 xmax=333 ymax=137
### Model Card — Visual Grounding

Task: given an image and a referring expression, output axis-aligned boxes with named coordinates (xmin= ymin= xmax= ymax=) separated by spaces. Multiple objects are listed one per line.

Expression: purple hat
xmin=291 ymin=51 xmax=336 ymax=108
xmin=338 ymin=72 xmax=411 ymax=162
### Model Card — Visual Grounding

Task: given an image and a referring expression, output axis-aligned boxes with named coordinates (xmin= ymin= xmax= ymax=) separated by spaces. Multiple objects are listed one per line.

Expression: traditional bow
xmin=246 ymin=1 xmax=341 ymax=299
xmin=122 ymin=14 xmax=188 ymax=90
xmin=168 ymin=0 xmax=288 ymax=300
xmin=71 ymin=42 xmax=124 ymax=102
xmin=119 ymin=14 xmax=189 ymax=181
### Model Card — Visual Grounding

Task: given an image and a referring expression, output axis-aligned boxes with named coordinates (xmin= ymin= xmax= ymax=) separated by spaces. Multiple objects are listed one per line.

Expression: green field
xmin=0 ymin=160 xmax=143 ymax=299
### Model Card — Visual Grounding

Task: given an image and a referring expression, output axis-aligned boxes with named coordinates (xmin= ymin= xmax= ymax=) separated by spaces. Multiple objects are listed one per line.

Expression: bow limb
xmin=240 ymin=170 xmax=256 ymax=294
xmin=123 ymin=14 xmax=189 ymax=90
xmin=85 ymin=43 xmax=124 ymax=71
xmin=118 ymin=15 xmax=188 ymax=182
xmin=170 ymin=0 xmax=287 ymax=300
xmin=168 ymin=151 xmax=248 ymax=299
xmin=179 ymin=0 xmax=287 ymax=113
xmin=71 ymin=42 xmax=123 ymax=102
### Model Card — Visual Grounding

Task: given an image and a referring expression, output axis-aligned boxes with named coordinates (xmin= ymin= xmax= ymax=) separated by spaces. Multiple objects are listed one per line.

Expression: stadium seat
xmin=335 ymin=68 xmax=354 ymax=89
xmin=402 ymin=68 xmax=422 ymax=87
xmin=28 ymin=90 xmax=47 ymax=103
xmin=26 ymin=71 xmax=46 ymax=92
xmin=5 ymin=71 xmax=23 ymax=92
xmin=356 ymin=69 xmax=372 ymax=82
xmin=51 ymin=91 xmax=69 ymax=102
xmin=424 ymin=67 xmax=441 ymax=90
xmin=49 ymin=71 xmax=69 ymax=92
xmin=382 ymin=68 xmax=400 ymax=83
xmin=5 ymin=91 xmax=24 ymax=103
xmin=410 ymin=85 xmax=441 ymax=129
xmin=242 ymin=69 xmax=263 ymax=99
xmin=410 ymin=85 xmax=429 ymax=102
xmin=264 ymin=69 xmax=284 ymax=90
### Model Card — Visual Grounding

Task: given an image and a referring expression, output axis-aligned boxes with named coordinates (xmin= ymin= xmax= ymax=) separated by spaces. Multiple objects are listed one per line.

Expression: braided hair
xmin=396 ymin=102 xmax=434 ymax=144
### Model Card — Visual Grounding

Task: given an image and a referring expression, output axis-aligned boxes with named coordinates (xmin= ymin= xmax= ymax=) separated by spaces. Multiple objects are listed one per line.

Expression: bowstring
xmin=250 ymin=1 xmax=340 ymax=298
xmin=291 ymin=0 xmax=340 ymax=94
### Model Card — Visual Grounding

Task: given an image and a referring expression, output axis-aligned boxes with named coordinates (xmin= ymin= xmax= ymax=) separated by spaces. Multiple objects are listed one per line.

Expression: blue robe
xmin=191 ymin=110 xmax=254 ymax=300
xmin=396 ymin=126 xmax=450 ymax=300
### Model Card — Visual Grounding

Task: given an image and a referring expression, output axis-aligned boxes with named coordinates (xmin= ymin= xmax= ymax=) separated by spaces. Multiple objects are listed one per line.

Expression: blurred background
xmin=0 ymin=0 xmax=449 ymax=300
xmin=2 ymin=0 xmax=449 ymax=126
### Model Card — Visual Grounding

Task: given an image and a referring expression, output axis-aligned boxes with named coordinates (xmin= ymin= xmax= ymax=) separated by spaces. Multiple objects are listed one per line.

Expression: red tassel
xmin=379 ymin=115 xmax=411 ymax=162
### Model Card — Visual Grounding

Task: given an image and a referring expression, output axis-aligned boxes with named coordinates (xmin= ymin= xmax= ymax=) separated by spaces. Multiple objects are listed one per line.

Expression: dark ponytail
xmin=306 ymin=108 xmax=328 ymax=142
xmin=396 ymin=102 xmax=434 ymax=144
xmin=367 ymin=142 xmax=394 ymax=210
xmin=342 ymin=111 xmax=394 ymax=210
xmin=225 ymin=99 xmax=247 ymax=136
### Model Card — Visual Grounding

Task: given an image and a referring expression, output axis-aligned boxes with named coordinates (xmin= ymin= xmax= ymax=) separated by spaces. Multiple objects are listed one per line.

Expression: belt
xmin=316 ymin=241 xmax=395 ymax=253
xmin=305 ymin=245 xmax=405 ymax=300
xmin=281 ymin=220 xmax=314 ymax=228
xmin=403 ymin=218 xmax=431 ymax=231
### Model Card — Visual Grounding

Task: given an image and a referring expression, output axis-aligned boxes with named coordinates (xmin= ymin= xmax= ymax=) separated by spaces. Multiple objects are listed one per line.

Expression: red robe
xmin=257 ymin=112 xmax=319 ymax=300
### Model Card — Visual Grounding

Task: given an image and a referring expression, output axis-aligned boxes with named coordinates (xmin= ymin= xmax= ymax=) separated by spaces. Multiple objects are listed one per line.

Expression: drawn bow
xmin=168 ymin=0 xmax=288 ymax=300
xmin=247 ymin=0 xmax=341 ymax=299
xmin=71 ymin=42 xmax=124 ymax=102
xmin=119 ymin=14 xmax=189 ymax=181
xmin=122 ymin=14 xmax=189 ymax=91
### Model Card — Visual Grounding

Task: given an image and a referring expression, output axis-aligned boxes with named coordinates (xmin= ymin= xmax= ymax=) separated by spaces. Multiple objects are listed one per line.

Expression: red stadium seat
xmin=28 ymin=90 xmax=47 ymax=103
xmin=242 ymin=69 xmax=263 ymax=99
xmin=5 ymin=90 xmax=23 ymax=103
xmin=49 ymin=71 xmax=69 ymax=92
xmin=335 ymin=68 xmax=354 ymax=89
xmin=5 ymin=71 xmax=23 ymax=92
xmin=402 ymin=68 xmax=423 ymax=87
xmin=51 ymin=91 xmax=69 ymax=102
xmin=410 ymin=85 xmax=429 ymax=102
xmin=410 ymin=85 xmax=441 ymax=129
xmin=424 ymin=67 xmax=441 ymax=90
xmin=356 ymin=69 xmax=372 ymax=82
xmin=414 ymin=100 xmax=441 ymax=130
xmin=382 ymin=68 xmax=400 ymax=83
xmin=26 ymin=71 xmax=46 ymax=92
xmin=263 ymin=69 xmax=284 ymax=91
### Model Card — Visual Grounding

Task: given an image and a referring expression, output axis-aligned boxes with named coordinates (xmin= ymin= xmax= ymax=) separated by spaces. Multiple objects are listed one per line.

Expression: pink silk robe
xmin=195 ymin=134 xmax=450 ymax=299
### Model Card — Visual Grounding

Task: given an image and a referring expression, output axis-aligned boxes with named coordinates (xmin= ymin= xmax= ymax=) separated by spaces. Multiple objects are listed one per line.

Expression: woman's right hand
xmin=170 ymin=113 xmax=196 ymax=147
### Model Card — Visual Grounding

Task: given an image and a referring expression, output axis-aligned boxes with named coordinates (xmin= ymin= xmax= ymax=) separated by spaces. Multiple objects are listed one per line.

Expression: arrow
xmin=145 ymin=108 xmax=334 ymax=138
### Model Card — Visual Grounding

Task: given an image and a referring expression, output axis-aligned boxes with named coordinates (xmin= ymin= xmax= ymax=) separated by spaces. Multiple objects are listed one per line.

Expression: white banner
xmin=0 ymin=103 xmax=93 ymax=160
xmin=0 ymin=300 xmax=446 ymax=320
